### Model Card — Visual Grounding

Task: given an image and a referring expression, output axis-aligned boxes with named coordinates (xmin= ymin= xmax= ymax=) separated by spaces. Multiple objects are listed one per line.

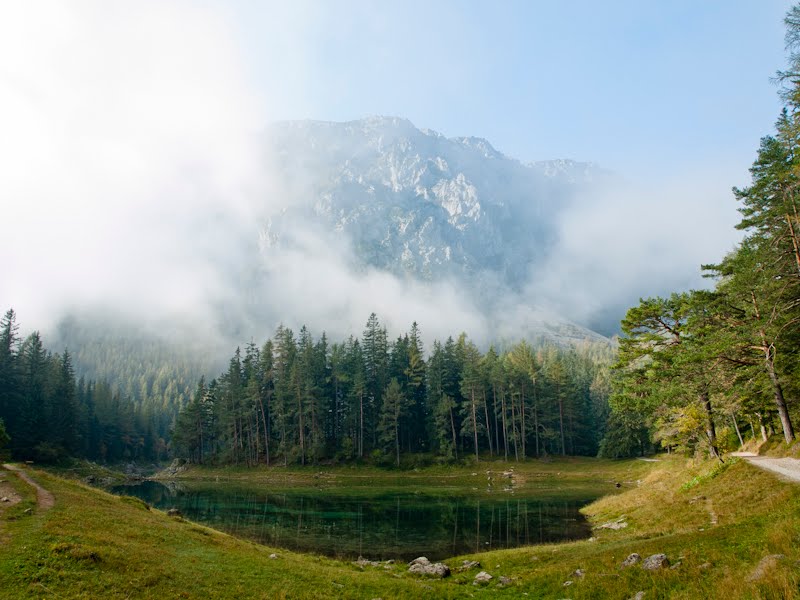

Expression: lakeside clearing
xmin=0 ymin=456 xmax=797 ymax=599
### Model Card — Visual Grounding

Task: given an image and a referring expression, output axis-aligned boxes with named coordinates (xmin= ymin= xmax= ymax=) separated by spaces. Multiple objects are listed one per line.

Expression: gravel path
xmin=733 ymin=454 xmax=800 ymax=483
xmin=2 ymin=464 xmax=55 ymax=510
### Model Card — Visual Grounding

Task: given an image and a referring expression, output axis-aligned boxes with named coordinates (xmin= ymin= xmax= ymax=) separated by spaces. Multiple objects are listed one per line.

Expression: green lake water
xmin=111 ymin=480 xmax=596 ymax=561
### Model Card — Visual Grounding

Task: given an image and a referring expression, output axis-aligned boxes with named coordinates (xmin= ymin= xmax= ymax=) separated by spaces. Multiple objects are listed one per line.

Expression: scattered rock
xmin=457 ymin=560 xmax=481 ymax=572
xmin=166 ymin=508 xmax=182 ymax=517
xmin=355 ymin=557 xmax=380 ymax=568
xmin=473 ymin=571 xmax=493 ymax=584
xmin=269 ymin=553 xmax=279 ymax=559
xmin=530 ymin=555 xmax=539 ymax=561
xmin=163 ymin=458 xmax=188 ymax=477
xmin=83 ymin=475 xmax=96 ymax=484
xmin=408 ymin=557 xmax=450 ymax=578
xmin=498 ymin=576 xmax=512 ymax=586
xmin=23 ymin=508 xmax=32 ymax=514
xmin=563 ymin=580 xmax=573 ymax=587
xmin=571 ymin=568 xmax=585 ymax=578
xmin=670 ymin=561 xmax=682 ymax=570
xmin=620 ymin=553 xmax=641 ymax=568
xmin=746 ymin=554 xmax=786 ymax=582
xmin=0 ymin=497 xmax=9 ymax=503
xmin=699 ymin=562 xmax=712 ymax=570
xmin=597 ymin=517 xmax=628 ymax=530
xmin=629 ymin=592 xmax=645 ymax=600
xmin=642 ymin=554 xmax=670 ymax=571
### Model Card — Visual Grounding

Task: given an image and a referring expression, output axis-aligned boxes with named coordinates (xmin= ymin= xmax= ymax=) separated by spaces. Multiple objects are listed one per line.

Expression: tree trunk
xmin=701 ymin=390 xmax=722 ymax=461
xmin=297 ymin=391 xmax=305 ymax=466
xmin=471 ymin=388 xmax=479 ymax=462
xmin=449 ymin=405 xmax=458 ymax=460
xmin=500 ymin=390 xmax=508 ymax=461
xmin=757 ymin=412 xmax=768 ymax=442
xmin=558 ymin=397 xmax=566 ymax=457
xmin=532 ymin=385 xmax=539 ymax=458
xmin=765 ymin=354 xmax=795 ymax=442
xmin=259 ymin=397 xmax=269 ymax=466
xmin=483 ymin=390 xmax=493 ymax=457
xmin=359 ymin=391 xmax=364 ymax=458
xmin=785 ymin=212 xmax=800 ymax=276
xmin=751 ymin=291 xmax=795 ymax=443
xmin=520 ymin=383 xmax=526 ymax=458
xmin=492 ymin=386 xmax=500 ymax=458
xmin=510 ymin=393 xmax=519 ymax=461
xmin=732 ymin=415 xmax=744 ymax=448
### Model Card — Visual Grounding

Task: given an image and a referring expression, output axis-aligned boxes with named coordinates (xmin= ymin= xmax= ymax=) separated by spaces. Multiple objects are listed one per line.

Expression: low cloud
xmin=0 ymin=2 xmax=748 ymax=352
xmin=528 ymin=172 xmax=743 ymax=335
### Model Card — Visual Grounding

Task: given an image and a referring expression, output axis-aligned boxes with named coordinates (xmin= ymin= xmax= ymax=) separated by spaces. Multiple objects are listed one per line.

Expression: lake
xmin=112 ymin=479 xmax=597 ymax=561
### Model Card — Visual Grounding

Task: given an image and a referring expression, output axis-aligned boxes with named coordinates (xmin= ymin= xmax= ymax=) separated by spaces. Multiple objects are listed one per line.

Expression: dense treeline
xmin=52 ymin=316 xmax=212 ymax=453
xmin=0 ymin=309 xmax=170 ymax=462
xmin=602 ymin=8 xmax=800 ymax=458
xmin=172 ymin=314 xmax=613 ymax=466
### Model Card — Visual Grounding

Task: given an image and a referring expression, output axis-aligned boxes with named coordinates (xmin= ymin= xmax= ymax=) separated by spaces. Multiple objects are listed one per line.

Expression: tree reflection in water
xmin=112 ymin=481 xmax=594 ymax=561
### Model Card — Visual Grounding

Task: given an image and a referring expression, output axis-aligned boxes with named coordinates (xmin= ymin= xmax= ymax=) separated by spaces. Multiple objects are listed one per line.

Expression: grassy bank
xmin=0 ymin=456 xmax=797 ymax=599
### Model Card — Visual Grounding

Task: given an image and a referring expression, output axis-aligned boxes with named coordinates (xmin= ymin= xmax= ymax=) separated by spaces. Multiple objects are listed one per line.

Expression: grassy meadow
xmin=0 ymin=456 xmax=797 ymax=599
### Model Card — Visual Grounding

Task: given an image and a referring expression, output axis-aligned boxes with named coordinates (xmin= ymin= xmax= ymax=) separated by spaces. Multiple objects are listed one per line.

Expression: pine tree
xmin=378 ymin=378 xmax=408 ymax=467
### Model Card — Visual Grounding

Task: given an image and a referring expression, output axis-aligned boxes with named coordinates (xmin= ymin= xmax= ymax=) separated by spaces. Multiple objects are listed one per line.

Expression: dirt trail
xmin=732 ymin=453 xmax=800 ymax=483
xmin=2 ymin=464 xmax=55 ymax=510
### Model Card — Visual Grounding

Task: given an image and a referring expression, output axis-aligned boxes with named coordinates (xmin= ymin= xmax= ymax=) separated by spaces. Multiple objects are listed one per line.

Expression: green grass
xmin=0 ymin=456 xmax=798 ymax=599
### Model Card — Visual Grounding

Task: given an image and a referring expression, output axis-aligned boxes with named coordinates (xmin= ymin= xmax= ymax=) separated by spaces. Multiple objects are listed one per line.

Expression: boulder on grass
xmin=620 ymin=553 xmax=641 ymax=568
xmin=407 ymin=557 xmax=450 ymax=578
xmin=641 ymin=554 xmax=669 ymax=570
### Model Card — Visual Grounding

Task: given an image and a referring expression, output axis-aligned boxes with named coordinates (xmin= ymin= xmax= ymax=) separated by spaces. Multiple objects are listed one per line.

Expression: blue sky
xmin=234 ymin=1 xmax=793 ymax=183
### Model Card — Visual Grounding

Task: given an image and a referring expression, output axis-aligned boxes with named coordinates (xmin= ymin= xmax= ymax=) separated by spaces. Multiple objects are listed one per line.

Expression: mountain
xmin=259 ymin=116 xmax=610 ymax=343
xmin=48 ymin=116 xmax=611 ymax=403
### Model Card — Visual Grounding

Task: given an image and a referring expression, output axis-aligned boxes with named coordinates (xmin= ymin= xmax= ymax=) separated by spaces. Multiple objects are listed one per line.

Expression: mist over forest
xmin=0 ymin=3 xmax=746 ymax=367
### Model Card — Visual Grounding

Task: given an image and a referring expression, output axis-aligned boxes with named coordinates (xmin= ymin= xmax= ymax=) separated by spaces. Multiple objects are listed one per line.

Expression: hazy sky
xmin=233 ymin=1 xmax=792 ymax=182
xmin=0 ymin=1 xmax=796 ymax=344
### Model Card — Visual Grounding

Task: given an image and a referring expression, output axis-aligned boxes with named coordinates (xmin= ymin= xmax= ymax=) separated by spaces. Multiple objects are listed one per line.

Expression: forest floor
xmin=0 ymin=455 xmax=798 ymax=599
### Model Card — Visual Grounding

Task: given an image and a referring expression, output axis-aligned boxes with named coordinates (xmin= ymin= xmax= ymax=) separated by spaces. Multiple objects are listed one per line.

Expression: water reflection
xmin=112 ymin=480 xmax=593 ymax=561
